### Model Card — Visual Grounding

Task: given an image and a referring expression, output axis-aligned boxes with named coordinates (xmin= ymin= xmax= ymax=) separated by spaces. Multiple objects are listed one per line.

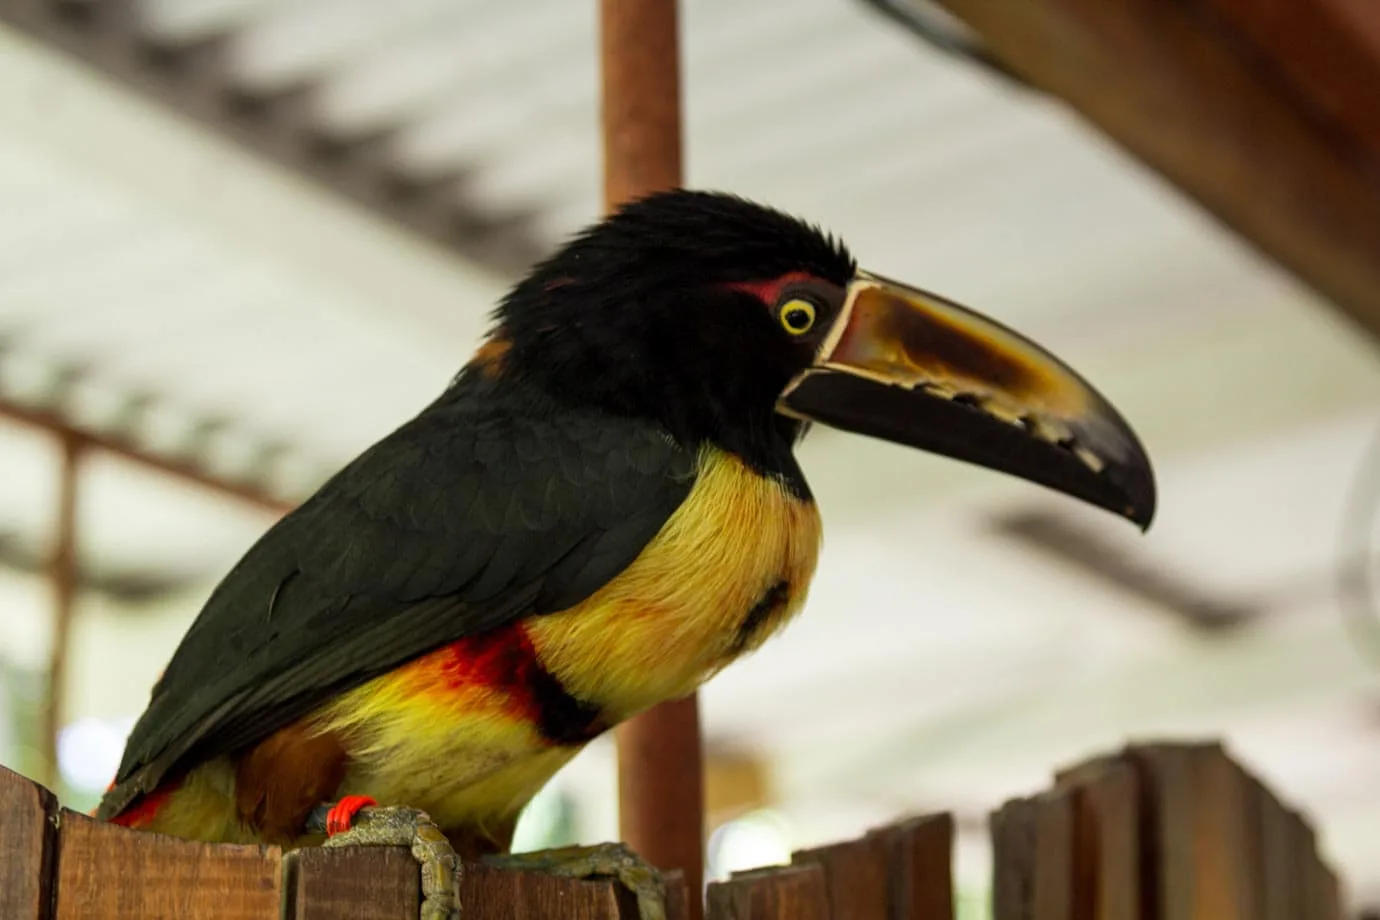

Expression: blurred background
xmin=0 ymin=0 xmax=1377 ymax=916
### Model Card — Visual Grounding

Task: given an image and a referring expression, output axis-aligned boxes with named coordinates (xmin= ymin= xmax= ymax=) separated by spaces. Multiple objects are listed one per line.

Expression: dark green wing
xmin=97 ymin=378 xmax=697 ymax=820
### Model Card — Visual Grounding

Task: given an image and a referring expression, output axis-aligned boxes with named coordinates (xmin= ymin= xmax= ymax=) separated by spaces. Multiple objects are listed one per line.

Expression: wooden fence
xmin=0 ymin=740 xmax=1346 ymax=919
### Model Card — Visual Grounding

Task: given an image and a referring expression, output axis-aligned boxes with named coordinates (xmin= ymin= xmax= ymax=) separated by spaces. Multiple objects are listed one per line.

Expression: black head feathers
xmin=499 ymin=189 xmax=856 ymax=317
xmin=474 ymin=189 xmax=857 ymax=477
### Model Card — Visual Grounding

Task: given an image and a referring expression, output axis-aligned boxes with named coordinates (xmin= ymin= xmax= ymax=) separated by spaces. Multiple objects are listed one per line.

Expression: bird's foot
xmin=481 ymin=841 xmax=666 ymax=920
xmin=306 ymin=796 xmax=459 ymax=920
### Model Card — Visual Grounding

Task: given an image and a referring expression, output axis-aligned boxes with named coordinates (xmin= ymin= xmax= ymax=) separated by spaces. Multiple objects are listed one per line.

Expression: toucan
xmin=96 ymin=190 xmax=1154 ymax=920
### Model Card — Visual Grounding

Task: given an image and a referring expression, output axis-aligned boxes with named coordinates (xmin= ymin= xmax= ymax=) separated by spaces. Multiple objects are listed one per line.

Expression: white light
xmin=707 ymin=810 xmax=793 ymax=881
xmin=511 ymin=784 xmax=566 ymax=852
xmin=57 ymin=716 xmax=135 ymax=793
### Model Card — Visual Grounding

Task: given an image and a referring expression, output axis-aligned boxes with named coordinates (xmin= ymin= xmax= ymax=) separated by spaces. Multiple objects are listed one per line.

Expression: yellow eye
xmin=778 ymin=298 xmax=817 ymax=335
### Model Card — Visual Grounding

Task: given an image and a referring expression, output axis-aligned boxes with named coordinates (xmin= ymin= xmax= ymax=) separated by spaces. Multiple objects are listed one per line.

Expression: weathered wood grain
xmin=1056 ymin=758 xmax=1140 ymax=920
xmin=458 ymin=862 xmax=638 ymax=920
xmin=706 ymin=864 xmax=828 ymax=920
xmin=793 ymin=834 xmax=890 ymax=920
xmin=289 ymin=846 xmax=419 ymax=920
xmin=52 ymin=809 xmax=281 ymax=920
xmin=0 ymin=765 xmax=59 ymax=920
xmin=868 ymin=813 xmax=955 ymax=920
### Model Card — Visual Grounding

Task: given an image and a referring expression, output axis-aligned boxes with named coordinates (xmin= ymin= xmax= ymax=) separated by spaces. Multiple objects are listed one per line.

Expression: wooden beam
xmin=599 ymin=2 xmax=705 ymax=918
xmin=923 ymin=0 xmax=1380 ymax=343
xmin=0 ymin=397 xmax=294 ymax=516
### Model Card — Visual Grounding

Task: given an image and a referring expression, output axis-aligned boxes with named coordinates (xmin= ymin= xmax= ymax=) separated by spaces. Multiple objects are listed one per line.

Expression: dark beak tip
xmin=1108 ymin=458 xmax=1157 ymax=532
xmin=1131 ymin=498 xmax=1156 ymax=533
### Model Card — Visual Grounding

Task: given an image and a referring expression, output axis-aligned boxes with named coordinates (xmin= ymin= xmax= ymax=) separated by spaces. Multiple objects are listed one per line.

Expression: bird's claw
xmin=307 ymin=802 xmax=460 ymax=920
xmin=482 ymin=841 xmax=667 ymax=920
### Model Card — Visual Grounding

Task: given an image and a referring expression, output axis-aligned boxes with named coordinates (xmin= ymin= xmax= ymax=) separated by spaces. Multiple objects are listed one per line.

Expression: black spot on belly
xmin=529 ymin=664 xmax=610 ymax=746
xmin=731 ymin=579 xmax=790 ymax=654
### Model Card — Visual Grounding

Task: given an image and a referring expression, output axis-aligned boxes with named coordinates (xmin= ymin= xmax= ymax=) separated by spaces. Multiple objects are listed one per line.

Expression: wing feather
xmin=96 ymin=380 xmax=695 ymax=820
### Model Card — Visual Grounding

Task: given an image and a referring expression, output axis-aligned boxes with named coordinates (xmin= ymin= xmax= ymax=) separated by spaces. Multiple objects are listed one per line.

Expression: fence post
xmin=0 ymin=747 xmax=1349 ymax=920
xmin=792 ymin=836 xmax=890 ymax=919
xmin=704 ymin=813 xmax=955 ymax=920
xmin=289 ymin=847 xmax=419 ymax=920
xmin=706 ymin=864 xmax=829 ymax=920
xmin=1055 ymin=757 xmax=1141 ymax=920
xmin=459 ymin=862 xmax=642 ymax=919
xmin=991 ymin=742 xmax=1348 ymax=920
xmin=53 ymin=807 xmax=283 ymax=920
xmin=0 ymin=764 xmax=58 ymax=920
xmin=868 ymin=814 xmax=955 ymax=920
xmin=991 ymin=790 xmax=1074 ymax=920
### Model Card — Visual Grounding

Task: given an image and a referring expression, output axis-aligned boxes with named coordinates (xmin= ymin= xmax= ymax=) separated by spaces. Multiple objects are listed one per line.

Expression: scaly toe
xmin=483 ymin=841 xmax=666 ymax=920
xmin=312 ymin=803 xmax=460 ymax=920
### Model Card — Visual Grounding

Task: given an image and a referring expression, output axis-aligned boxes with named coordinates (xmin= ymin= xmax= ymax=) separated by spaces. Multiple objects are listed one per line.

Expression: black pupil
xmin=784 ymin=306 xmax=811 ymax=330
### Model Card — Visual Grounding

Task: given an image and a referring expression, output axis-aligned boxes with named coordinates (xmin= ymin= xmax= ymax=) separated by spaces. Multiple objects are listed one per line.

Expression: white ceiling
xmin=0 ymin=0 xmax=1379 ymax=907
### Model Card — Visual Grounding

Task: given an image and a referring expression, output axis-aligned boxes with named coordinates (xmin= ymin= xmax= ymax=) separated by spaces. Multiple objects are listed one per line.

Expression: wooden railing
xmin=0 ymin=740 xmax=1346 ymax=919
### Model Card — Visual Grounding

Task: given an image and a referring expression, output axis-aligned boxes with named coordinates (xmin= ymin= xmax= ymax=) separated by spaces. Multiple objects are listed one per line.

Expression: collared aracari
xmin=96 ymin=190 xmax=1155 ymax=919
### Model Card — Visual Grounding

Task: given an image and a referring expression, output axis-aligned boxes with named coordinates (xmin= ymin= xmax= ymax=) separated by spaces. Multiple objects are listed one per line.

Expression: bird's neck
xmin=456 ymin=351 xmax=812 ymax=500
xmin=594 ymin=385 xmax=812 ymax=502
xmin=706 ymin=413 xmax=812 ymax=501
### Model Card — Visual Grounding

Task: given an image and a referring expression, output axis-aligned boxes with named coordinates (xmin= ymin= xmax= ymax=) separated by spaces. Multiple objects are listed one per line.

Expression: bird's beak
xmin=777 ymin=271 xmax=1156 ymax=528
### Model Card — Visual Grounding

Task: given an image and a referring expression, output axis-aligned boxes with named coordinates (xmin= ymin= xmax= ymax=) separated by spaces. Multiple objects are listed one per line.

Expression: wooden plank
xmin=0 ymin=766 xmax=58 ymax=920
xmin=1290 ymin=810 xmax=1320 ymax=920
xmin=1239 ymin=769 xmax=1265 ymax=920
xmin=1030 ymin=792 xmax=1074 ymax=920
xmin=866 ymin=813 xmax=955 ymax=920
xmin=705 ymin=864 xmax=828 ymax=920
xmin=990 ymin=797 xmax=1036 ymax=920
xmin=1307 ymin=862 xmax=1342 ymax=920
xmin=991 ymin=790 xmax=1075 ymax=920
xmin=1189 ymin=746 xmax=1257 ymax=920
xmin=927 ymin=0 xmax=1380 ymax=342
xmin=1126 ymin=742 xmax=1269 ymax=920
xmin=792 ymin=835 xmax=890 ymax=920
xmin=1255 ymin=778 xmax=1303 ymax=920
xmin=288 ymin=846 xmax=419 ymax=920
xmin=1288 ymin=811 xmax=1342 ymax=920
xmin=1127 ymin=744 xmax=1199 ymax=920
xmin=458 ymin=862 xmax=637 ymax=920
xmin=1056 ymin=759 xmax=1140 ymax=920
xmin=52 ymin=809 xmax=282 ymax=920
xmin=664 ymin=870 xmax=692 ymax=920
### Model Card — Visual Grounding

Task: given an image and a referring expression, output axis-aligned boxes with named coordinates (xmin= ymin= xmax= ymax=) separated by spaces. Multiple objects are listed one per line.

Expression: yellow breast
xmin=309 ymin=446 xmax=821 ymax=835
xmin=526 ymin=445 xmax=823 ymax=720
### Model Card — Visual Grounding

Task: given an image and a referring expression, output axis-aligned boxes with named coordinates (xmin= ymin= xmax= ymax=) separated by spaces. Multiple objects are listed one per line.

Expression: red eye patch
xmin=725 ymin=271 xmax=819 ymax=306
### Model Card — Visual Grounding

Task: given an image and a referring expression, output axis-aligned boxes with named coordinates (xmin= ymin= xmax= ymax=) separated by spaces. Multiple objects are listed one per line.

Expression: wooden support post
xmin=599 ymin=0 xmax=684 ymax=209
xmin=39 ymin=433 xmax=82 ymax=790
xmin=599 ymin=1 xmax=705 ymax=916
